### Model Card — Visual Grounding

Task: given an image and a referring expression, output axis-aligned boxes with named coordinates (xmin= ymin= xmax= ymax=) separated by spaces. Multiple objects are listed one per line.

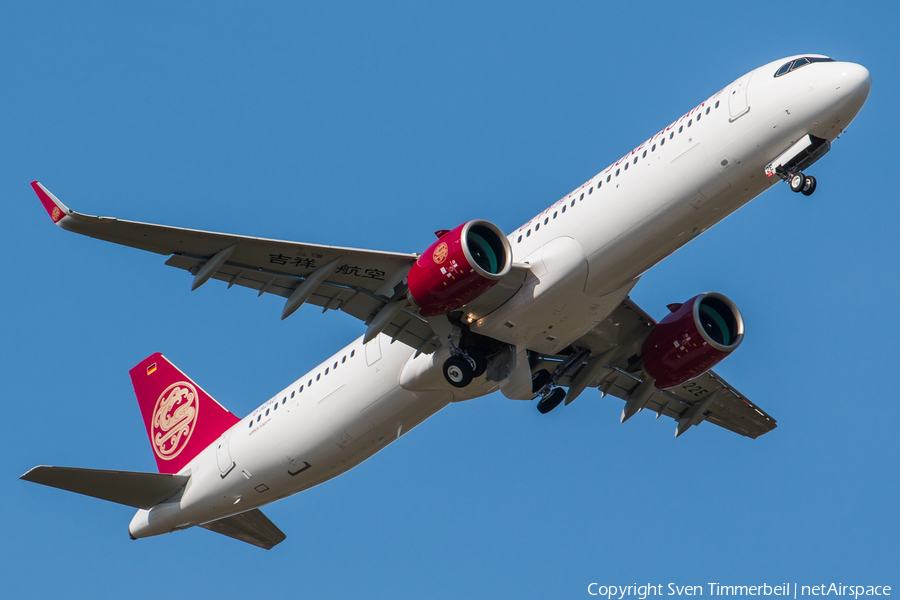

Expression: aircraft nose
xmin=835 ymin=62 xmax=871 ymax=107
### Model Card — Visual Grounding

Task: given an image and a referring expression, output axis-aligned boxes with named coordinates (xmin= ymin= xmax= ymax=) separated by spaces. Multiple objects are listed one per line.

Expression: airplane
xmin=21 ymin=54 xmax=871 ymax=549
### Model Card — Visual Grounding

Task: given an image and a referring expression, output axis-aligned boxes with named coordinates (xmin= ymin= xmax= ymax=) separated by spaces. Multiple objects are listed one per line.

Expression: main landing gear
xmin=533 ymin=369 xmax=566 ymax=414
xmin=788 ymin=172 xmax=817 ymax=196
xmin=442 ymin=347 xmax=487 ymax=388
xmin=531 ymin=369 xmax=566 ymax=415
xmin=531 ymin=348 xmax=590 ymax=414
xmin=537 ymin=387 xmax=566 ymax=414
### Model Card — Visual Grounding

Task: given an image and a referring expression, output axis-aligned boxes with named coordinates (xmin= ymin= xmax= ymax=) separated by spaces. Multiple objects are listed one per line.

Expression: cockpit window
xmin=774 ymin=56 xmax=834 ymax=77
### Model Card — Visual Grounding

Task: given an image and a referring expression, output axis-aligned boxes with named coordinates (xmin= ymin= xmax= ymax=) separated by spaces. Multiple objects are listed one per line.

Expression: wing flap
xmin=665 ymin=371 xmax=777 ymax=438
xmin=165 ymin=254 xmax=441 ymax=353
xmin=20 ymin=466 xmax=189 ymax=509
xmin=200 ymin=508 xmax=286 ymax=550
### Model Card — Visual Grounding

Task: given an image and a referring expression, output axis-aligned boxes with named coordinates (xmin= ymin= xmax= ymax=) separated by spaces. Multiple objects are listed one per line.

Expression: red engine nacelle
xmin=407 ymin=220 xmax=512 ymax=317
xmin=641 ymin=293 xmax=744 ymax=389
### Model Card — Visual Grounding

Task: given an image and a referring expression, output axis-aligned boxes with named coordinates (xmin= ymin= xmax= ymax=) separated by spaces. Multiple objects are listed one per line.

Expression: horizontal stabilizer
xmin=20 ymin=466 xmax=189 ymax=509
xmin=200 ymin=509 xmax=286 ymax=550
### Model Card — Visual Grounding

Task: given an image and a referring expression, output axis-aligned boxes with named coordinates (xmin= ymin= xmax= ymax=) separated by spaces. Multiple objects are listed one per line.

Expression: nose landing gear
xmin=788 ymin=172 xmax=817 ymax=196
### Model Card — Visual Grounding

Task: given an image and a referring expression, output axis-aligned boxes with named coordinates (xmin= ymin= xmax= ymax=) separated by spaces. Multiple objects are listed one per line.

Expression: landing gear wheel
xmin=464 ymin=347 xmax=487 ymax=378
xmin=537 ymin=388 xmax=566 ymax=414
xmin=801 ymin=175 xmax=817 ymax=196
xmin=443 ymin=356 xmax=473 ymax=388
xmin=531 ymin=369 xmax=552 ymax=394
xmin=789 ymin=173 xmax=806 ymax=193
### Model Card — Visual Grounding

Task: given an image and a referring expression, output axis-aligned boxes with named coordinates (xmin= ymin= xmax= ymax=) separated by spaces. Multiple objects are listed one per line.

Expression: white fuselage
xmin=129 ymin=56 xmax=871 ymax=539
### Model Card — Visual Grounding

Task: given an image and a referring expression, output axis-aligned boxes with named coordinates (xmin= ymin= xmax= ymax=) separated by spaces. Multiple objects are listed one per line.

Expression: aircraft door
xmin=216 ymin=431 xmax=236 ymax=478
xmin=365 ymin=336 xmax=382 ymax=366
xmin=727 ymin=71 xmax=753 ymax=122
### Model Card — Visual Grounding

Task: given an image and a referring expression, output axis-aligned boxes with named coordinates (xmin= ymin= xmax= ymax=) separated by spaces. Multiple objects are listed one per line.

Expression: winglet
xmin=31 ymin=181 xmax=70 ymax=224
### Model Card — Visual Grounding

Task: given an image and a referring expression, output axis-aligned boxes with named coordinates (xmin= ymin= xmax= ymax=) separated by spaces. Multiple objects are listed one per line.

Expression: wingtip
xmin=20 ymin=465 xmax=49 ymax=481
xmin=31 ymin=181 xmax=69 ymax=224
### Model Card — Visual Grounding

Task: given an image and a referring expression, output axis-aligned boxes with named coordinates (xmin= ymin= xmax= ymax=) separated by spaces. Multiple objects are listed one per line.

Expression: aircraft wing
xmin=557 ymin=298 xmax=777 ymax=439
xmin=33 ymin=182 xmax=527 ymax=355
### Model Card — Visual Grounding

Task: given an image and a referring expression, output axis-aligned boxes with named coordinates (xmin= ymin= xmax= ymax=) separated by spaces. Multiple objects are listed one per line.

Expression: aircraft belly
xmin=472 ymin=236 xmax=604 ymax=354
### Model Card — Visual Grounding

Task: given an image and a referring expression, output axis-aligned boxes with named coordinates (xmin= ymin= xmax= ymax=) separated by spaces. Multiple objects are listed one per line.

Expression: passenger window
xmin=678 ymin=125 xmax=683 ymax=133
xmin=543 ymin=217 xmax=548 ymax=224
xmin=642 ymin=150 xmax=647 ymax=158
xmin=316 ymin=374 xmax=321 ymax=381
xmin=249 ymin=421 xmax=252 ymax=428
xmin=588 ymin=187 xmax=593 ymax=194
xmin=535 ymin=223 xmax=540 ymax=231
xmin=633 ymin=157 xmax=637 ymax=164
xmin=342 ymin=356 xmax=346 ymax=363
xmin=553 ymin=211 xmax=557 ymax=218
xmin=273 ymin=403 xmax=277 ymax=411
xmin=351 ymin=350 xmax=355 ymax=357
xmin=257 ymin=415 xmax=261 ymax=422
xmin=715 ymin=101 xmax=720 ymax=108
xmin=517 ymin=235 xmax=522 ymax=242
xmin=561 ymin=205 xmax=566 ymax=213
xmin=624 ymin=163 xmax=629 ymax=171
xmin=325 ymin=367 xmax=329 ymax=375
xmin=308 ymin=379 xmax=312 ymax=386
xmin=606 ymin=175 xmax=611 ymax=182
xmin=615 ymin=168 xmax=620 ymax=176
xmin=282 ymin=398 xmax=286 ymax=405
xmin=300 ymin=385 xmax=304 ymax=392
xmin=570 ymin=199 xmax=575 ymax=207
xmin=290 ymin=391 xmax=295 ymax=398
xmin=526 ymin=230 xmax=531 ymax=237
xmin=265 ymin=409 xmax=269 ymax=416
xmin=705 ymin=107 xmax=710 ymax=115
xmin=334 ymin=362 xmax=338 ymax=369
xmin=688 ymin=119 xmax=692 ymax=127
xmin=579 ymin=193 xmax=584 ymax=200
xmin=696 ymin=113 xmax=701 ymax=121
xmin=660 ymin=137 xmax=665 ymax=146
xmin=652 ymin=144 xmax=656 ymax=151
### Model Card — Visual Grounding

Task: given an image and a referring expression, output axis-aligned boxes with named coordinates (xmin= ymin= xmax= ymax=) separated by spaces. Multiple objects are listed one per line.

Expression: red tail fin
xmin=129 ymin=353 xmax=240 ymax=474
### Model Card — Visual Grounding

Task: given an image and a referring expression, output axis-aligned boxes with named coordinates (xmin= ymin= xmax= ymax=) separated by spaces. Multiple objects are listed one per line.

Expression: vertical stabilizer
xmin=129 ymin=353 xmax=240 ymax=474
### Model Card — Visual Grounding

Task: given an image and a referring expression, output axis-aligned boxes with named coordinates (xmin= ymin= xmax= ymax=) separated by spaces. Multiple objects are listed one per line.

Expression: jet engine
xmin=641 ymin=293 xmax=744 ymax=389
xmin=407 ymin=220 xmax=512 ymax=317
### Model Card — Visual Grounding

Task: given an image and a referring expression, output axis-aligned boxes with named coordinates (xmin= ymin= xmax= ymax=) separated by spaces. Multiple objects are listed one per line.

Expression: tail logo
xmin=151 ymin=382 xmax=199 ymax=461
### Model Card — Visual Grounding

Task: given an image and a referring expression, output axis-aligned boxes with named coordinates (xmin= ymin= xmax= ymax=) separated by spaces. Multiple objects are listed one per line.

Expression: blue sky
xmin=2 ymin=2 xmax=897 ymax=598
